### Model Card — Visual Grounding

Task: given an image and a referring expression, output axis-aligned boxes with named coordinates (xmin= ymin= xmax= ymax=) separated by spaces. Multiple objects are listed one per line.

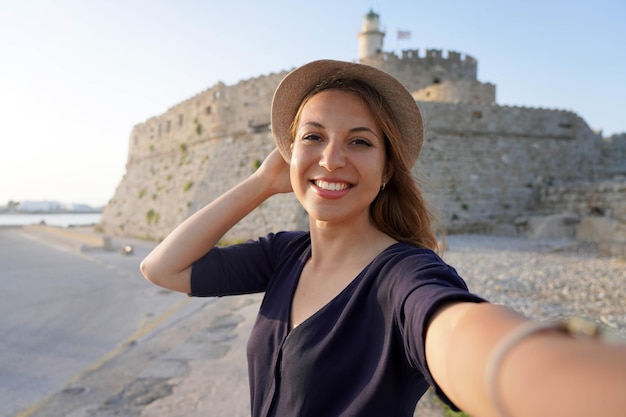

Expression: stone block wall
xmin=413 ymin=80 xmax=495 ymax=104
xmin=102 ymin=129 xmax=307 ymax=242
xmin=102 ymin=97 xmax=613 ymax=242
xmin=530 ymin=180 xmax=626 ymax=256
xmin=417 ymin=102 xmax=603 ymax=234
xmin=600 ymin=133 xmax=626 ymax=177
xmin=127 ymin=72 xmax=287 ymax=164
xmin=536 ymin=180 xmax=626 ymax=218
xmin=102 ymin=49 xmax=622 ymax=243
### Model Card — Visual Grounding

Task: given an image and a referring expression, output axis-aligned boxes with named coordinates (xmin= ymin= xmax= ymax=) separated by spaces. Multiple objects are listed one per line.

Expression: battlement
xmin=365 ymin=48 xmax=476 ymax=68
xmin=361 ymin=48 xmax=478 ymax=94
xmin=126 ymin=69 xmax=287 ymax=165
xmin=125 ymin=45 xmax=491 ymax=166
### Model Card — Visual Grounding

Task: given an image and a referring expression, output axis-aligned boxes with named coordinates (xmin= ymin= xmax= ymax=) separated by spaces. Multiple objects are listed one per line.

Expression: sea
xmin=0 ymin=212 xmax=102 ymax=228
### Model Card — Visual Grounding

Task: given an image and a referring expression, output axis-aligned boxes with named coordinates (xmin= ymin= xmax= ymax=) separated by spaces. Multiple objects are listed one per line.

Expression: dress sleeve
xmin=393 ymin=251 xmax=486 ymax=411
xmin=189 ymin=231 xmax=302 ymax=297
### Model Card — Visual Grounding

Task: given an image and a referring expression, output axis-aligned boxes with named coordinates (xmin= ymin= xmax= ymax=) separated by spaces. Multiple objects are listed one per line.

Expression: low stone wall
xmin=578 ymin=216 xmax=626 ymax=257
xmin=523 ymin=179 xmax=626 ymax=256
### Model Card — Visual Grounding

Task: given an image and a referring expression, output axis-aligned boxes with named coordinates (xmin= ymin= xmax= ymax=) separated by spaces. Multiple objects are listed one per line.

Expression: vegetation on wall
xmin=146 ymin=209 xmax=160 ymax=225
xmin=178 ymin=143 xmax=189 ymax=166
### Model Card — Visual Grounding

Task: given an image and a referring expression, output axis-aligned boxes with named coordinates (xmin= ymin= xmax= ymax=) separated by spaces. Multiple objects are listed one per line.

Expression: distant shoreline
xmin=0 ymin=209 xmax=102 ymax=215
xmin=0 ymin=212 xmax=102 ymax=228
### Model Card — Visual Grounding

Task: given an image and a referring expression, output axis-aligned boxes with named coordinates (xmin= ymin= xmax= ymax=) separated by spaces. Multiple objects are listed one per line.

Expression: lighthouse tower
xmin=358 ymin=10 xmax=385 ymax=61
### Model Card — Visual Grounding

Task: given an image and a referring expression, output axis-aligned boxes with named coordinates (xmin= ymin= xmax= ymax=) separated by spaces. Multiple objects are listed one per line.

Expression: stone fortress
xmin=101 ymin=10 xmax=626 ymax=255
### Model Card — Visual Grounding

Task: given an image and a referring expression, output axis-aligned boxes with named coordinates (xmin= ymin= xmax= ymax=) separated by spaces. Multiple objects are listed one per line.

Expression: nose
xmin=319 ymin=140 xmax=345 ymax=171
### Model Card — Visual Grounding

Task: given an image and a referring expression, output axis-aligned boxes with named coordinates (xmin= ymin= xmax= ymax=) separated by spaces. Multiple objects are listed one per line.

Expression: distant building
xmin=18 ymin=201 xmax=63 ymax=212
xmin=15 ymin=201 xmax=99 ymax=213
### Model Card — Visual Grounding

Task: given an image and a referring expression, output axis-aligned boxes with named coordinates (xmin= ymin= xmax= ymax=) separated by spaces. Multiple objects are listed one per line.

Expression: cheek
xmin=289 ymin=155 xmax=303 ymax=189
xmin=364 ymin=153 xmax=387 ymax=178
xmin=289 ymin=158 xmax=309 ymax=207
xmin=289 ymin=161 xmax=298 ymax=184
xmin=289 ymin=143 xmax=311 ymax=177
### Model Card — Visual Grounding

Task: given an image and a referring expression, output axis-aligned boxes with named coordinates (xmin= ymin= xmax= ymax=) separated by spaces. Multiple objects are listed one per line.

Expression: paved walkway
xmin=11 ymin=226 xmax=449 ymax=417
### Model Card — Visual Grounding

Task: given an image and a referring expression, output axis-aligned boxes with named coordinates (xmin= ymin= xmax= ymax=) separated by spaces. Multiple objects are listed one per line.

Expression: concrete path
xmin=4 ymin=226 xmax=446 ymax=417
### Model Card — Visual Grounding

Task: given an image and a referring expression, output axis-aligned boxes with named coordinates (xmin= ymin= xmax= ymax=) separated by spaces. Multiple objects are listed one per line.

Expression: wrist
xmin=246 ymin=171 xmax=278 ymax=200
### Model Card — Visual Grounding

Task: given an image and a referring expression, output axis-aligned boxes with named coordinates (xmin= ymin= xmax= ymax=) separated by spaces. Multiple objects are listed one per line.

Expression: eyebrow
xmin=299 ymin=121 xmax=381 ymax=139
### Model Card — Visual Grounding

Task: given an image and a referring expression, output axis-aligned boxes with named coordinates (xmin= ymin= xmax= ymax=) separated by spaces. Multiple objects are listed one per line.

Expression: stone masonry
xmin=101 ymin=11 xmax=625 ymax=253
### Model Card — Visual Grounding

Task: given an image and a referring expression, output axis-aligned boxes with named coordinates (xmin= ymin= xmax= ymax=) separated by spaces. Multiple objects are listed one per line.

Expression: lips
xmin=313 ymin=180 xmax=352 ymax=191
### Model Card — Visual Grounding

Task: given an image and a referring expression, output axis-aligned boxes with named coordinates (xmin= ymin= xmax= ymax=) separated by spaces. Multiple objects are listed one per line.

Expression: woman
xmin=141 ymin=60 xmax=626 ymax=417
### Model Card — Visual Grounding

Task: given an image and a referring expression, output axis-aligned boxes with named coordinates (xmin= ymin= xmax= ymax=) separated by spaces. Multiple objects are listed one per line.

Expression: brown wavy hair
xmin=289 ymin=78 xmax=440 ymax=251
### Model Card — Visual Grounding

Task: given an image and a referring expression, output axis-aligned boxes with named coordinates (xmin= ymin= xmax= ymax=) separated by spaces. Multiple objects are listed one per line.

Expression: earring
xmin=380 ymin=182 xmax=386 ymax=191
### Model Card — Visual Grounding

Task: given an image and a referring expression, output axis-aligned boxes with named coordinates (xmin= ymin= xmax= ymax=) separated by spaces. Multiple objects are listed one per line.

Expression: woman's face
xmin=290 ymin=89 xmax=389 ymax=227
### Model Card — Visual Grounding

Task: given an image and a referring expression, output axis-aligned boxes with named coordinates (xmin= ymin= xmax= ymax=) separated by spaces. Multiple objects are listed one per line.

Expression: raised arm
xmin=140 ymin=148 xmax=292 ymax=293
xmin=426 ymin=302 xmax=626 ymax=417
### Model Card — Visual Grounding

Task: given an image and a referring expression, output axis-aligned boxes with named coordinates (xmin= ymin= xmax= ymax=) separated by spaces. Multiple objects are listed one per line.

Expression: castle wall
xmin=102 ymin=92 xmax=611 ymax=241
xmin=529 ymin=180 xmax=626 ymax=256
xmin=101 ymin=10 xmax=624 ymax=249
xmin=102 ymin=129 xmax=306 ymax=242
xmin=127 ymin=72 xmax=287 ymax=163
xmin=412 ymin=80 xmax=495 ymax=104
xmin=103 ymin=71 xmax=297 ymax=241
xmin=417 ymin=102 xmax=603 ymax=234
xmin=600 ymin=133 xmax=626 ymax=177
xmin=536 ymin=180 xmax=626 ymax=218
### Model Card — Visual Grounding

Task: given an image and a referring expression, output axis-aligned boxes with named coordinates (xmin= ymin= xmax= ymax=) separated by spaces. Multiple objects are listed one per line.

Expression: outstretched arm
xmin=140 ymin=148 xmax=292 ymax=293
xmin=426 ymin=302 xmax=626 ymax=417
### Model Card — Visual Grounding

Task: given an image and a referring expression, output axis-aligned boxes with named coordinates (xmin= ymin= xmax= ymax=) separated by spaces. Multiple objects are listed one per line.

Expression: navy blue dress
xmin=190 ymin=231 xmax=484 ymax=417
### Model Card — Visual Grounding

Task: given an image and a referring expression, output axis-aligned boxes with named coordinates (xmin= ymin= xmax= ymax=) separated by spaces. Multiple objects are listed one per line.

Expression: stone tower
xmin=358 ymin=10 xmax=385 ymax=61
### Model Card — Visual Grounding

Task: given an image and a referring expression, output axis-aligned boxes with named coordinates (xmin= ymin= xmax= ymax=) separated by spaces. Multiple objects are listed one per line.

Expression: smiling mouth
xmin=313 ymin=180 xmax=352 ymax=191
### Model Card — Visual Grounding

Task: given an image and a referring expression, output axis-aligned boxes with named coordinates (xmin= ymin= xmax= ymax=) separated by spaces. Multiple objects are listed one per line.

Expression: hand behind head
xmin=254 ymin=148 xmax=293 ymax=195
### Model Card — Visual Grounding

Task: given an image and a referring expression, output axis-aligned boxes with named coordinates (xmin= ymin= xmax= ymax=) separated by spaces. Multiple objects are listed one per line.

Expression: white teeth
xmin=315 ymin=180 xmax=349 ymax=191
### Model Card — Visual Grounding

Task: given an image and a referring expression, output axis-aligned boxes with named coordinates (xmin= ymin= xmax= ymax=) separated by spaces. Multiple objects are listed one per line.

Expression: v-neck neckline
xmin=286 ymin=241 xmax=403 ymax=333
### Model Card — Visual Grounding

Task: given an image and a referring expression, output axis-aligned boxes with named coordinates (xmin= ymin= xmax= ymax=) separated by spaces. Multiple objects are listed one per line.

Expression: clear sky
xmin=1 ymin=0 xmax=624 ymax=207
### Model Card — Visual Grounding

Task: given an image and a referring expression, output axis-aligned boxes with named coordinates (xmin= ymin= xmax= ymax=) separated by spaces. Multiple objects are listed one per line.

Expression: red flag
xmin=397 ymin=30 xmax=411 ymax=40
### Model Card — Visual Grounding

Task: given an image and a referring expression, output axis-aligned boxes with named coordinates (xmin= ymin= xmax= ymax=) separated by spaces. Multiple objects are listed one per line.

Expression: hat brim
xmin=270 ymin=59 xmax=423 ymax=165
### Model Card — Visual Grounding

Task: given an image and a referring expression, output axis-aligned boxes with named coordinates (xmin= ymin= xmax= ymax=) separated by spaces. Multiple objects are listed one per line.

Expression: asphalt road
xmin=0 ymin=228 xmax=191 ymax=417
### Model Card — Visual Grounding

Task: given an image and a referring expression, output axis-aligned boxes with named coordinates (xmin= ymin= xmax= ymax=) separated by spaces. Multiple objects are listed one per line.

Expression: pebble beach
xmin=444 ymin=235 xmax=625 ymax=333
xmin=415 ymin=234 xmax=626 ymax=417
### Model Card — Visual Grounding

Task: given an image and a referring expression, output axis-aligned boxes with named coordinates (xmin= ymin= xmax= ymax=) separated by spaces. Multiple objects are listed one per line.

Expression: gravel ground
xmin=443 ymin=235 xmax=626 ymax=334
xmin=414 ymin=234 xmax=626 ymax=417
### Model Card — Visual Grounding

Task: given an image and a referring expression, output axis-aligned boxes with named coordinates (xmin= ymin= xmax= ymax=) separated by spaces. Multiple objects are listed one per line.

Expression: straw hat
xmin=270 ymin=59 xmax=424 ymax=165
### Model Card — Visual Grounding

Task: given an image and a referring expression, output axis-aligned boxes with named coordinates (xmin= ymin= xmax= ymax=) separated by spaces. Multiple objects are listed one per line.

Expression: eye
xmin=302 ymin=133 xmax=323 ymax=142
xmin=350 ymin=138 xmax=373 ymax=147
